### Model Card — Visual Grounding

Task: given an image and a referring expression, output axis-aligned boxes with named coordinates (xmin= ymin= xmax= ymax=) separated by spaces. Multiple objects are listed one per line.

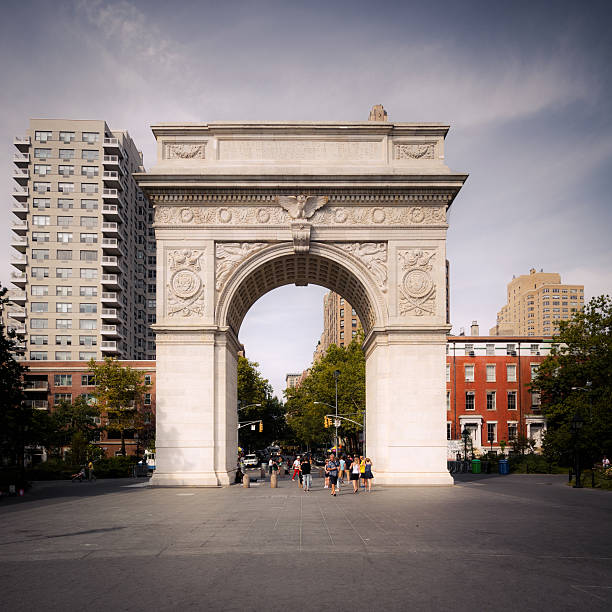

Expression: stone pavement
xmin=1 ymin=473 xmax=611 ymax=611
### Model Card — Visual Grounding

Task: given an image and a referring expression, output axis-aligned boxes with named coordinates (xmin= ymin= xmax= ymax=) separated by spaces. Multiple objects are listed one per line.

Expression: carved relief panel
xmin=397 ymin=248 xmax=437 ymax=317
xmin=165 ymin=248 xmax=207 ymax=318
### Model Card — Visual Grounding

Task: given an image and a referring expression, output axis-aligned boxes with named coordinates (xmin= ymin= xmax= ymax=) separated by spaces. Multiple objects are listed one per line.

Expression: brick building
xmin=22 ymin=360 xmax=155 ymax=458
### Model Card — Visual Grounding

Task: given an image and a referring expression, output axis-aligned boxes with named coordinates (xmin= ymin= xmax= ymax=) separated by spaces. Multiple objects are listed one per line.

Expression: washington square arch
xmin=136 ymin=108 xmax=467 ymax=487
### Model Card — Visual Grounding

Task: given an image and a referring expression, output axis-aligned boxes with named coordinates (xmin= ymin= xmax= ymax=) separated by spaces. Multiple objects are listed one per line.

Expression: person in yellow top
xmin=87 ymin=460 xmax=96 ymax=482
xmin=359 ymin=456 xmax=366 ymax=488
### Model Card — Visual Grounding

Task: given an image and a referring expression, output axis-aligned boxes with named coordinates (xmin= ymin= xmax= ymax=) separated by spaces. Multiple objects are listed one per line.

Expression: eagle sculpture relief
xmin=275 ymin=195 xmax=329 ymax=220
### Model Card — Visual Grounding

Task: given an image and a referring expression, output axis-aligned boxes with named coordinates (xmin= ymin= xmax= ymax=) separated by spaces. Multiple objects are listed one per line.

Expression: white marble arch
xmin=137 ymin=118 xmax=467 ymax=487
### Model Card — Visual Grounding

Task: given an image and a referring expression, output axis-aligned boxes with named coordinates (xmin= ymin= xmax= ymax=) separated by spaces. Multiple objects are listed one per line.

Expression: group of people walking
xmin=290 ymin=453 xmax=373 ymax=495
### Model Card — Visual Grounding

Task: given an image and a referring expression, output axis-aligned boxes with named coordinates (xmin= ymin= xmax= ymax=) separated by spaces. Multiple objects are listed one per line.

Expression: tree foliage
xmin=88 ymin=357 xmax=149 ymax=456
xmin=285 ymin=335 xmax=366 ymax=452
xmin=532 ymin=295 xmax=612 ymax=464
xmin=46 ymin=396 xmax=101 ymax=457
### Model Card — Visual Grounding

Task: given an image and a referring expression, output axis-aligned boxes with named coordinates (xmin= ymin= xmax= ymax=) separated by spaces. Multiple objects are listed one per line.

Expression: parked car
xmin=243 ymin=454 xmax=260 ymax=468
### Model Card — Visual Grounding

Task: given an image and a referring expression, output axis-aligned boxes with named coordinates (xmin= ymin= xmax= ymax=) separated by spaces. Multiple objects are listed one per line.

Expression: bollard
xmin=242 ymin=473 xmax=250 ymax=488
xmin=270 ymin=472 xmax=278 ymax=488
xmin=261 ymin=466 xmax=266 ymax=480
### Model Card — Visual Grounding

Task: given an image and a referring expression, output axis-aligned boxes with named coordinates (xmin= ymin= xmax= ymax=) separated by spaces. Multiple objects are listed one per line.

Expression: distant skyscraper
xmin=489 ymin=268 xmax=584 ymax=336
xmin=316 ymin=291 xmax=362 ymax=357
xmin=10 ymin=119 xmax=156 ymax=362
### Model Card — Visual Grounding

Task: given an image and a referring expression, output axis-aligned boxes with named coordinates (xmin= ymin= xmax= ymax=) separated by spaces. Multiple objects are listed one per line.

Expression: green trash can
xmin=472 ymin=459 xmax=481 ymax=474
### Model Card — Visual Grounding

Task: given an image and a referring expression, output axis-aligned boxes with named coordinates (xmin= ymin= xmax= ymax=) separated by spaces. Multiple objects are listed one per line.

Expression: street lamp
xmin=571 ymin=413 xmax=584 ymax=488
xmin=462 ymin=427 xmax=471 ymax=462
xmin=333 ymin=370 xmax=340 ymax=455
xmin=237 ymin=401 xmax=261 ymax=412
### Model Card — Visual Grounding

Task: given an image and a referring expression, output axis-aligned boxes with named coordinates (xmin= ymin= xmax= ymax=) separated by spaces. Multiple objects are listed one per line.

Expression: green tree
xmin=285 ymin=335 xmax=366 ymax=453
xmin=531 ymin=295 xmax=612 ymax=465
xmin=88 ymin=357 xmax=149 ymax=456
xmin=47 ymin=396 xmax=101 ymax=458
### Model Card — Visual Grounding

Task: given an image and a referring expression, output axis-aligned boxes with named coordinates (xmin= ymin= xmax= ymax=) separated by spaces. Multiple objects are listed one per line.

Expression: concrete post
xmin=242 ymin=473 xmax=250 ymax=488
xmin=270 ymin=472 xmax=278 ymax=488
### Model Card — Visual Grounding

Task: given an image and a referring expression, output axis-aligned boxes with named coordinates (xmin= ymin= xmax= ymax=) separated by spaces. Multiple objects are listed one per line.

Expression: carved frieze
xmin=155 ymin=205 xmax=446 ymax=226
xmin=276 ymin=195 xmax=329 ymax=220
xmin=397 ymin=249 xmax=436 ymax=316
xmin=167 ymin=249 xmax=206 ymax=317
xmin=164 ymin=142 xmax=206 ymax=160
xmin=394 ymin=143 xmax=435 ymax=160
xmin=215 ymin=243 xmax=268 ymax=291
xmin=335 ymin=242 xmax=388 ymax=294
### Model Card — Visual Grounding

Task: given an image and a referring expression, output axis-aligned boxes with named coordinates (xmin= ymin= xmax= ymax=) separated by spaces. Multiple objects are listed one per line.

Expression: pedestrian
xmin=350 ymin=456 xmax=360 ymax=493
xmin=87 ymin=460 xmax=96 ymax=482
xmin=326 ymin=453 xmax=340 ymax=496
xmin=324 ymin=458 xmax=330 ymax=489
xmin=603 ymin=455 xmax=610 ymax=468
xmin=359 ymin=456 xmax=366 ymax=487
xmin=292 ymin=456 xmax=301 ymax=481
xmin=268 ymin=456 xmax=274 ymax=475
xmin=338 ymin=455 xmax=346 ymax=485
xmin=363 ymin=458 xmax=374 ymax=491
xmin=301 ymin=455 xmax=312 ymax=492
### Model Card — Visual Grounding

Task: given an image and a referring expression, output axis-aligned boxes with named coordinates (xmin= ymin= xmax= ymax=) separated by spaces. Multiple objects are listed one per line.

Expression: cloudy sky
xmin=2 ymin=0 xmax=611 ymax=396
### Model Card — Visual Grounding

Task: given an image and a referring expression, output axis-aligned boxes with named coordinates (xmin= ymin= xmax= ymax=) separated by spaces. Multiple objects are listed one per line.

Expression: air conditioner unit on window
xmin=468 ymin=351 xmax=475 ymax=356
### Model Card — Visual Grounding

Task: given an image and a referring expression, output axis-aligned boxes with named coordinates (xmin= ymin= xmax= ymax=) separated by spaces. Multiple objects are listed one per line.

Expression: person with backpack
xmin=326 ymin=453 xmax=340 ymax=496
xmin=363 ymin=458 xmax=374 ymax=492
xmin=300 ymin=455 xmax=312 ymax=492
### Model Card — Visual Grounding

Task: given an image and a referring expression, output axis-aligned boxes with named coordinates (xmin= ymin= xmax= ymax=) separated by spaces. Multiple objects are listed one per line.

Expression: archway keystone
xmin=137 ymin=117 xmax=467 ymax=486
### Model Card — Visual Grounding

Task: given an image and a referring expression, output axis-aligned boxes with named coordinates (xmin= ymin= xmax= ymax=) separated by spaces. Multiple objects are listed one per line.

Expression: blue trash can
xmin=498 ymin=459 xmax=509 ymax=475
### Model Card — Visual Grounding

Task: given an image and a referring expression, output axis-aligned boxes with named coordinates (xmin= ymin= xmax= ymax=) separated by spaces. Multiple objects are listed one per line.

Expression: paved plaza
xmin=1 ymin=473 xmax=611 ymax=611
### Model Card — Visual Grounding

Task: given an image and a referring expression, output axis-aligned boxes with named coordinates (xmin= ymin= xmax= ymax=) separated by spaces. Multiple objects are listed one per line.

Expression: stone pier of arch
xmin=136 ymin=118 xmax=467 ymax=487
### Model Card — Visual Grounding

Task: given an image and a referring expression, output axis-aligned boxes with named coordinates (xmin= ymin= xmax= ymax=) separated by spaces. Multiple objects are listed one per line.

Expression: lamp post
xmin=333 ymin=370 xmax=340 ymax=455
xmin=462 ymin=427 xmax=470 ymax=462
xmin=571 ymin=413 xmax=584 ymax=488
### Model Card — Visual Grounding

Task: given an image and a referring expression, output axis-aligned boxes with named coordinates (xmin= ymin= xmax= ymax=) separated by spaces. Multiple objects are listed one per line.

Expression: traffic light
xmin=259 ymin=421 xmax=263 ymax=433
xmin=324 ymin=416 xmax=330 ymax=428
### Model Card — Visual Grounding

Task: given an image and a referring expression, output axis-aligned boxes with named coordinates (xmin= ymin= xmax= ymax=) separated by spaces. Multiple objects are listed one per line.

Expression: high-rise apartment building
xmin=10 ymin=119 xmax=156 ymax=362
xmin=489 ymin=268 xmax=584 ymax=336
xmin=316 ymin=291 xmax=362 ymax=356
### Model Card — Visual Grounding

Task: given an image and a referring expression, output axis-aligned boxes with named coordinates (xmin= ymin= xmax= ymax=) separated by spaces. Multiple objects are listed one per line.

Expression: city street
xmin=1 ymin=473 xmax=611 ymax=611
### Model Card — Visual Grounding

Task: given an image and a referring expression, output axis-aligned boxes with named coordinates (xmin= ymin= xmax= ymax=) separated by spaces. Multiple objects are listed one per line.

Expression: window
xmin=33 ymin=215 xmax=50 ymax=225
xmin=57 ymin=216 xmax=73 ymax=225
xmin=144 ymin=393 xmax=151 ymax=406
xmin=81 ymin=183 xmax=98 ymax=194
xmin=79 ymin=303 xmax=97 ymax=313
xmin=144 ymin=375 xmax=152 ymax=385
xmin=79 ymin=335 xmax=97 ymax=346
xmin=58 ymin=182 xmax=75 ymax=193
xmin=31 ymin=319 xmax=48 ymax=329
xmin=80 ymin=268 xmax=97 ymax=279
xmin=56 ymin=286 xmax=73 ymax=296
xmin=54 ymin=392 xmax=72 ymax=403
xmin=31 ymin=302 xmax=48 ymax=313
xmin=31 ymin=286 xmax=49 ymax=296
xmin=33 ymin=198 xmax=50 ymax=209
xmin=34 ymin=148 xmax=51 ymax=158
xmin=508 ymin=423 xmax=517 ymax=440
xmin=80 ymin=250 xmax=97 ymax=262
xmin=339 ymin=298 xmax=344 ymax=305
xmin=59 ymin=148 xmax=75 ymax=159
xmin=506 ymin=344 xmax=516 ymax=355
xmin=54 ymin=374 xmax=72 ymax=386
xmin=58 ymin=165 xmax=74 ymax=176
xmin=56 ymin=268 xmax=73 ymax=279
xmin=57 ymin=232 xmax=73 ymax=243
xmin=486 ymin=391 xmax=496 ymax=410
xmin=32 ymin=231 xmax=50 ymax=242
xmin=486 ymin=423 xmax=497 ymax=442
xmin=506 ymin=364 xmax=517 ymax=382
xmin=340 ymin=308 xmax=344 ymax=317
xmin=531 ymin=391 xmax=541 ymax=409
xmin=340 ymin=320 xmax=344 ymax=328
xmin=465 ymin=391 xmax=475 ymax=410
xmin=56 ymin=303 xmax=72 ymax=313
xmin=82 ymin=149 xmax=99 ymax=160
xmin=30 ymin=351 xmax=48 ymax=360
xmin=352 ymin=319 xmax=357 ymax=327
xmin=79 ymin=352 xmax=97 ymax=360
xmin=446 ymin=364 xmax=450 ymax=382
xmin=57 ymin=198 xmax=74 ymax=209
xmin=30 ymin=335 xmax=48 ymax=345
xmin=59 ymin=131 xmax=75 ymax=143
xmin=81 ymin=199 xmax=98 ymax=210
xmin=32 ymin=267 xmax=49 ymax=279
xmin=340 ymin=331 xmax=344 ymax=339
xmin=35 ymin=130 xmax=52 ymax=142
xmin=447 ymin=422 xmax=452 ymax=440
xmin=352 ymin=330 xmax=357 ymax=337
xmin=81 ymin=166 xmax=99 ymax=177
xmin=80 ymin=217 xmax=97 ymax=227
xmin=82 ymin=132 xmax=99 ymax=143
xmin=446 ymin=391 xmax=451 ymax=411
xmin=80 ymin=286 xmax=97 ymax=297
xmin=56 ymin=319 xmax=72 ymax=329
xmin=147 ymin=299 xmax=156 ymax=309
xmin=56 ymin=249 xmax=72 ymax=261
xmin=56 ymin=335 xmax=72 ymax=346
xmin=81 ymin=374 xmax=96 ymax=386
xmin=507 ymin=391 xmax=517 ymax=410
xmin=80 ymin=233 xmax=98 ymax=243
xmin=34 ymin=181 xmax=51 ymax=193
xmin=32 ymin=249 xmax=50 ymax=260
xmin=486 ymin=365 xmax=496 ymax=382
xmin=34 ymin=164 xmax=51 ymax=175
xmin=530 ymin=364 xmax=539 ymax=379
xmin=530 ymin=344 xmax=539 ymax=355
xmin=486 ymin=343 xmax=495 ymax=356
xmin=464 ymin=365 xmax=474 ymax=382
xmin=79 ymin=320 xmax=97 ymax=330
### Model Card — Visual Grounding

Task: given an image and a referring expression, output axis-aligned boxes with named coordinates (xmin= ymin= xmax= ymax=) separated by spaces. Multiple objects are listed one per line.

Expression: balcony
xmin=12 ymin=185 xmax=29 ymax=201
xmin=11 ymin=235 xmax=28 ymax=252
xmin=10 ymin=271 xmax=27 ymax=286
xmin=9 ymin=307 xmax=26 ymax=319
xmin=102 ymin=238 xmax=122 ymax=255
xmin=12 ymin=325 xmax=26 ymax=335
xmin=14 ymin=135 xmax=31 ymax=150
xmin=102 ymin=274 xmax=120 ymax=290
xmin=13 ymin=152 xmax=30 ymax=165
xmin=24 ymin=380 xmax=49 ymax=392
xmin=12 ymin=219 xmax=28 ymax=234
xmin=103 ymin=170 xmax=120 ymax=188
xmin=102 ymin=203 xmax=120 ymax=221
xmin=12 ymin=168 xmax=29 ymax=183
xmin=11 ymin=201 xmax=28 ymax=218
xmin=101 ymin=255 xmax=121 ymax=273
xmin=11 ymin=254 xmax=27 ymax=269
xmin=23 ymin=400 xmax=49 ymax=410
xmin=102 ymin=222 xmax=119 ymax=236
xmin=103 ymin=137 xmax=120 ymax=153
xmin=102 ymin=188 xmax=119 ymax=201
xmin=101 ymin=341 xmax=118 ymax=352
xmin=101 ymin=292 xmax=120 ymax=307
xmin=9 ymin=291 xmax=26 ymax=303
xmin=101 ymin=324 xmax=121 ymax=338
xmin=103 ymin=154 xmax=119 ymax=168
